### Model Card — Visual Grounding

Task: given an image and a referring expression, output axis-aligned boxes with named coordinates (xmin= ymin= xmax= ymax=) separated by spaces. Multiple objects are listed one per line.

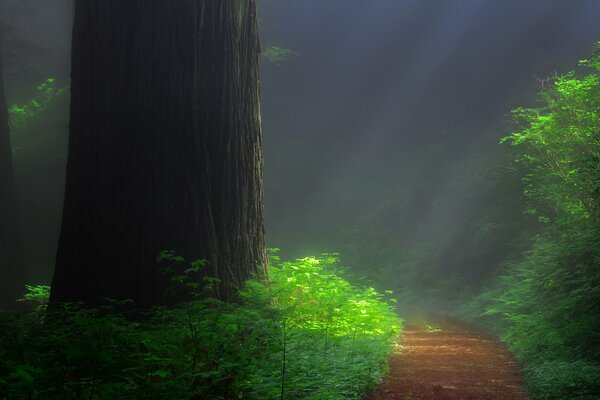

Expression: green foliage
xmin=501 ymin=50 xmax=600 ymax=225
xmin=0 ymin=252 xmax=401 ymax=399
xmin=526 ymin=360 xmax=600 ymax=400
xmin=8 ymin=78 xmax=67 ymax=130
xmin=17 ymin=285 xmax=50 ymax=315
xmin=244 ymin=252 xmax=401 ymax=399
xmin=465 ymin=229 xmax=600 ymax=399
xmin=464 ymin=45 xmax=600 ymax=400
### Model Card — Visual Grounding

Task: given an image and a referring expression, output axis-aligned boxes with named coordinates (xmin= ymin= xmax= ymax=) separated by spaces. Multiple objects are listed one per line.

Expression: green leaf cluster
xmin=8 ymin=78 xmax=67 ymax=131
xmin=501 ymin=51 xmax=600 ymax=225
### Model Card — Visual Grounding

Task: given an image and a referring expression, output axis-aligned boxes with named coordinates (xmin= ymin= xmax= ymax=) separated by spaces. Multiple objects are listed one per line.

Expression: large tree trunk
xmin=50 ymin=0 xmax=266 ymax=307
xmin=0 ymin=51 xmax=23 ymax=310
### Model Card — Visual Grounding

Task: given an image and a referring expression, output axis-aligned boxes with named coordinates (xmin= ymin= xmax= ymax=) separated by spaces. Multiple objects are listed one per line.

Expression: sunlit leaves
xmin=0 ymin=251 xmax=401 ymax=399
xmin=235 ymin=252 xmax=401 ymax=398
xmin=17 ymin=285 xmax=50 ymax=315
xmin=260 ymin=253 xmax=401 ymax=340
xmin=502 ymin=58 xmax=600 ymax=225
xmin=465 ymin=46 xmax=600 ymax=399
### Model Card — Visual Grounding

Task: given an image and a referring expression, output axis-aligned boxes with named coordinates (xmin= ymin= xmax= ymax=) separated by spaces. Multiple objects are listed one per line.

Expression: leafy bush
xmin=464 ymin=228 xmax=600 ymax=399
xmin=527 ymin=360 xmax=600 ymax=400
xmin=0 ymin=252 xmax=401 ymax=399
xmin=463 ymin=45 xmax=600 ymax=400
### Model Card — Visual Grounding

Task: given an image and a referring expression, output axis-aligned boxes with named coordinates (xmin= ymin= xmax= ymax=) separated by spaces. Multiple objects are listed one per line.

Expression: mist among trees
xmin=1 ymin=1 xmax=599 ymax=399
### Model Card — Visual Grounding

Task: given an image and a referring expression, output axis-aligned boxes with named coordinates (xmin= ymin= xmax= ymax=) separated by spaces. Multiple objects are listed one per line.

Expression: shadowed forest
xmin=1 ymin=1 xmax=600 ymax=399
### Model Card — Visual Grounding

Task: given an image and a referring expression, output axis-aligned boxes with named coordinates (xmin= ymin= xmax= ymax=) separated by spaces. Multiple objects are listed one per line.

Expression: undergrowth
xmin=0 ymin=251 xmax=401 ymax=399
xmin=462 ymin=48 xmax=600 ymax=400
xmin=463 ymin=229 xmax=600 ymax=399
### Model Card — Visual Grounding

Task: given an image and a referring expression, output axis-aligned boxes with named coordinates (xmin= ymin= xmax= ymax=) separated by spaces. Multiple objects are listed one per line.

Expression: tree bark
xmin=50 ymin=0 xmax=266 ymax=307
xmin=0 ymin=50 xmax=23 ymax=309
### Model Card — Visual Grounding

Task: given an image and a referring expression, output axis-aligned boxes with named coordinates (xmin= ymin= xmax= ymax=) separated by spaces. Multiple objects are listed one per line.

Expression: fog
xmin=2 ymin=0 xmax=600 ymax=308
xmin=259 ymin=0 xmax=600 ymax=308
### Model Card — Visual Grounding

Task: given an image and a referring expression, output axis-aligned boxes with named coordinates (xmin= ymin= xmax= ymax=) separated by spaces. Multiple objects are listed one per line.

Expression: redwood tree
xmin=0 ymin=50 xmax=23 ymax=309
xmin=50 ymin=0 xmax=266 ymax=307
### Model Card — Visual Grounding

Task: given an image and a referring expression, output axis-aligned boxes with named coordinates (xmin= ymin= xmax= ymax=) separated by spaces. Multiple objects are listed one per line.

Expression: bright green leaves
xmin=18 ymin=285 xmax=50 ymax=304
xmin=17 ymin=285 xmax=50 ymax=315
xmin=466 ymin=46 xmax=600 ymax=400
xmin=0 ymin=251 xmax=401 ymax=399
xmin=502 ymin=56 xmax=600 ymax=225
xmin=261 ymin=253 xmax=401 ymax=339
xmin=236 ymin=252 xmax=402 ymax=398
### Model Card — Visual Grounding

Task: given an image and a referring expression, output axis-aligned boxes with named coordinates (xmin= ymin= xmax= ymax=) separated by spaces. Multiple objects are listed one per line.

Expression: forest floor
xmin=366 ymin=318 xmax=529 ymax=400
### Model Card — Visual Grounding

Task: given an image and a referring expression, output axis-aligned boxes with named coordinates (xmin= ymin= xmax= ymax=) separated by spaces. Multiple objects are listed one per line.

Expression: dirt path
xmin=367 ymin=318 xmax=529 ymax=400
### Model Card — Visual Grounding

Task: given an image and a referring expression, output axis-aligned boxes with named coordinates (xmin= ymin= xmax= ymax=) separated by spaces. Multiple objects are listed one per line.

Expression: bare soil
xmin=367 ymin=318 xmax=529 ymax=400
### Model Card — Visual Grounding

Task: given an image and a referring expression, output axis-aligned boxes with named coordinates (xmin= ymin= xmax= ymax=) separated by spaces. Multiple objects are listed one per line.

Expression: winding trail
xmin=367 ymin=318 xmax=529 ymax=400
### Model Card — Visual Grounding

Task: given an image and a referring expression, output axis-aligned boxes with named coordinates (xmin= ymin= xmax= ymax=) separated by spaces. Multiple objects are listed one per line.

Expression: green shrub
xmin=462 ymin=46 xmax=600 ymax=400
xmin=526 ymin=360 xmax=600 ymax=400
xmin=0 ymin=251 xmax=401 ymax=399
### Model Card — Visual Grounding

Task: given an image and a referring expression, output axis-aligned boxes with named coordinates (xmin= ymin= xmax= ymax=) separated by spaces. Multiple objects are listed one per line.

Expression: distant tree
xmin=50 ymin=0 xmax=266 ymax=307
xmin=0 ymin=48 xmax=23 ymax=309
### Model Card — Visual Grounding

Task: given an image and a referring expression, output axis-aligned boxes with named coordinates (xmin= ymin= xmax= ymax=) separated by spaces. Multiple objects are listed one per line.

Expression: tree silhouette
xmin=50 ymin=0 xmax=266 ymax=307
